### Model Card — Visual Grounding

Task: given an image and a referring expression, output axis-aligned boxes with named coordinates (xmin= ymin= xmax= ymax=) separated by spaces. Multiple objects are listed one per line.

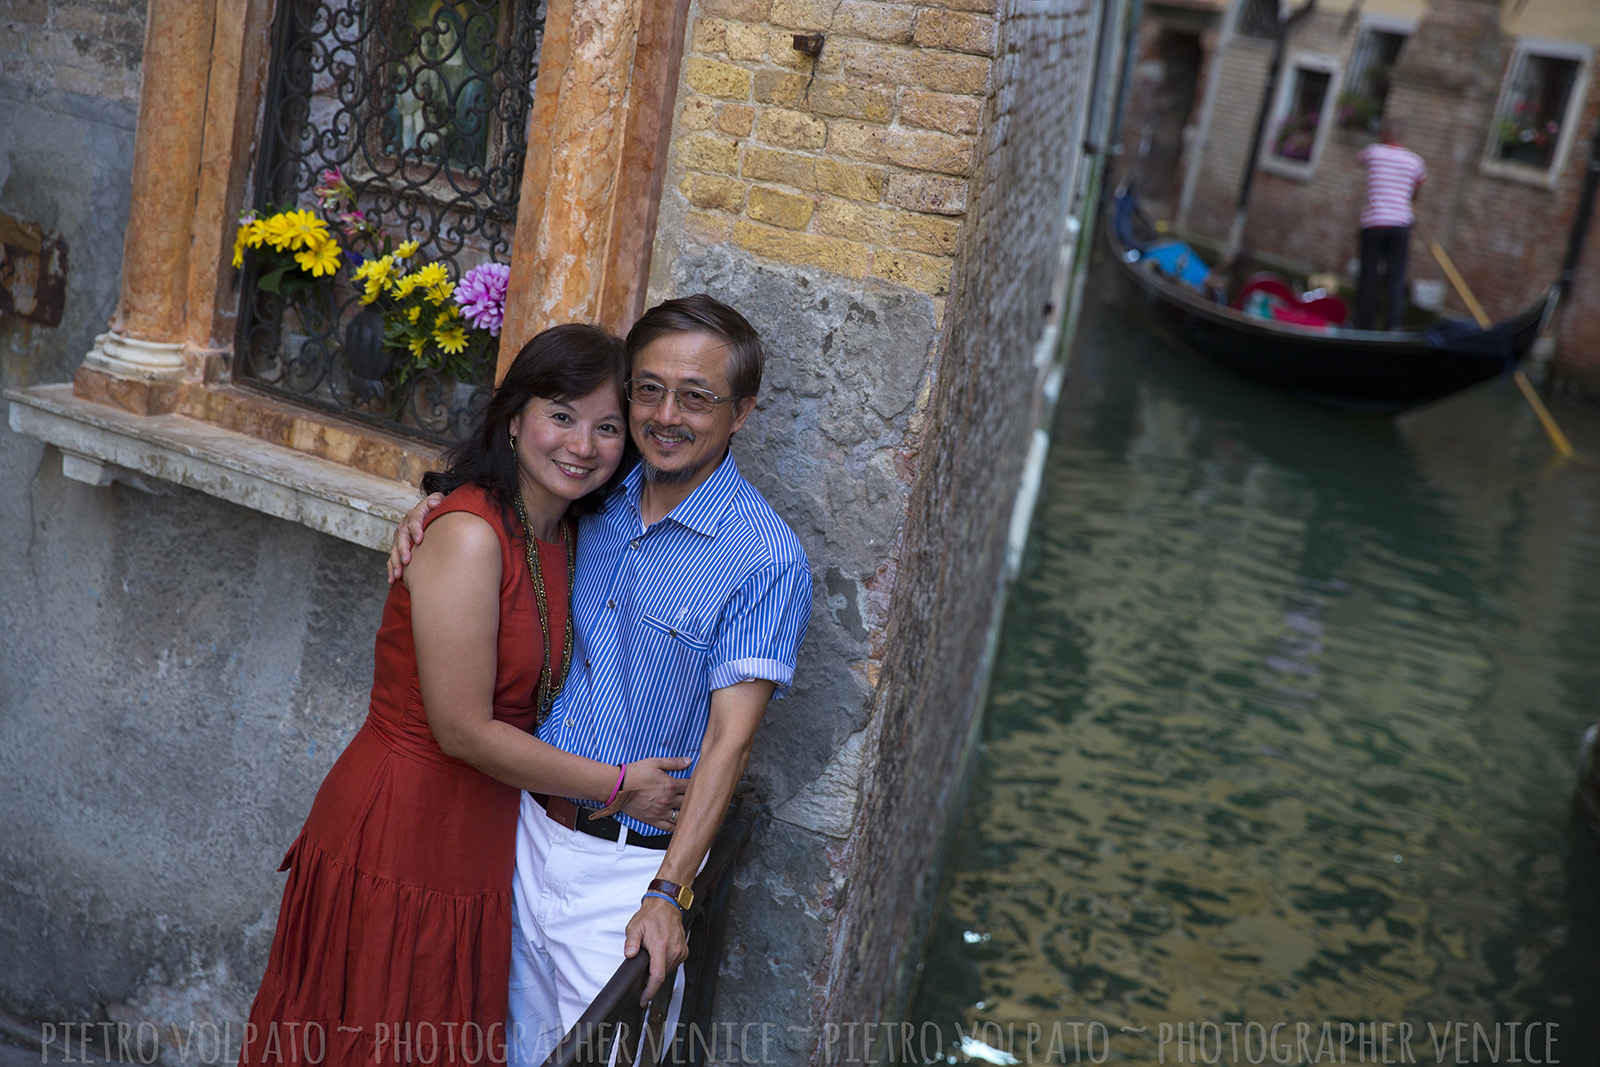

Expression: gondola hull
xmin=1106 ymin=196 xmax=1552 ymax=413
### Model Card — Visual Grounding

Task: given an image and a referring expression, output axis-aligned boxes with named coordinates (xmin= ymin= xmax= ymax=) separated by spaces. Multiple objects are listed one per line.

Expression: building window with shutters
xmin=1337 ymin=23 xmax=1409 ymax=133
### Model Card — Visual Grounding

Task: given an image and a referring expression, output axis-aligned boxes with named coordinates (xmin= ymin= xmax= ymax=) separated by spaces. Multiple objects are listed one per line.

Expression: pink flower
xmin=454 ymin=262 xmax=511 ymax=336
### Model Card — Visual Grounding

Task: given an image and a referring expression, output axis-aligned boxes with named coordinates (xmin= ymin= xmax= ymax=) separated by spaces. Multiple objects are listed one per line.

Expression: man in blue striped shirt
xmin=392 ymin=296 xmax=811 ymax=1062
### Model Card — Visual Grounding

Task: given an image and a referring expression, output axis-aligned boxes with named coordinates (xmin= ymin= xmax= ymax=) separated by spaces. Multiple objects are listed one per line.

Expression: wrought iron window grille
xmin=236 ymin=0 xmax=546 ymax=445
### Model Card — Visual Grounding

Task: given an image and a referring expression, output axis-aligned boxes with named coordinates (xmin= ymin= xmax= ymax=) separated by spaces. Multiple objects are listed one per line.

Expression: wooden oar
xmin=1418 ymin=221 xmax=1576 ymax=459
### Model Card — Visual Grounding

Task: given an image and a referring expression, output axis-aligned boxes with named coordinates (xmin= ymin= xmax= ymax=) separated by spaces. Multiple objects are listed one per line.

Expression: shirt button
xmin=669 ymin=628 xmax=678 ymax=638
xmin=583 ymin=659 xmax=591 ymax=669
xmin=607 ymin=599 xmax=616 ymax=609
xmin=564 ymin=717 xmax=575 ymax=728
xmin=630 ymin=539 xmax=641 ymax=550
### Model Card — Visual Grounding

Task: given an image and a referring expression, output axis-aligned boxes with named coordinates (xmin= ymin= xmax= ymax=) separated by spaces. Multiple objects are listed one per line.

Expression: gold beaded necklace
xmin=512 ymin=493 xmax=576 ymax=725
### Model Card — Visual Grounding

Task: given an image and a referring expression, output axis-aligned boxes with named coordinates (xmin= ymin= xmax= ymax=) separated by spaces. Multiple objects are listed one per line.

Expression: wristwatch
xmin=648 ymin=878 xmax=694 ymax=911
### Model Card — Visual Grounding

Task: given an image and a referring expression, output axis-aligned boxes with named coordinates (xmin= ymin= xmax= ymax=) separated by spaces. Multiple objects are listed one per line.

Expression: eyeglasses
xmin=625 ymin=379 xmax=735 ymax=414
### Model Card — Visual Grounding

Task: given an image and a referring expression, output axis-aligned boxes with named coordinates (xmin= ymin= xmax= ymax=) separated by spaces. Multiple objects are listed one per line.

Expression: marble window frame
xmin=6 ymin=0 xmax=690 ymax=551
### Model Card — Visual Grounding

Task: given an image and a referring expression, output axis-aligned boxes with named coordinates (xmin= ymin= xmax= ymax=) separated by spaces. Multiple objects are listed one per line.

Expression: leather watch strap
xmin=647 ymin=877 xmax=694 ymax=911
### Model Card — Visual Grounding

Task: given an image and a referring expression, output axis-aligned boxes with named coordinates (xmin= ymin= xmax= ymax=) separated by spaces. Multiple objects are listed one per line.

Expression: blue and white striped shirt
xmin=538 ymin=452 xmax=812 ymax=834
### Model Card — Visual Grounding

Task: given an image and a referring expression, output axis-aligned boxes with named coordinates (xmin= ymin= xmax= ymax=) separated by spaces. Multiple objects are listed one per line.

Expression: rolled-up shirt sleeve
xmin=708 ymin=560 xmax=812 ymax=697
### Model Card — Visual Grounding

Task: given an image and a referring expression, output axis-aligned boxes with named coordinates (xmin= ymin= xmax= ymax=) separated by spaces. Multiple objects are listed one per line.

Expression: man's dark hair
xmin=423 ymin=323 xmax=634 ymax=528
xmin=625 ymin=294 xmax=764 ymax=399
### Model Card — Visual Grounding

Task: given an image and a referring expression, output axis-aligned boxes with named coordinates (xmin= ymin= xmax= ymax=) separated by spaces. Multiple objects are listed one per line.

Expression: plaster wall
xmin=0 ymin=69 xmax=388 ymax=1050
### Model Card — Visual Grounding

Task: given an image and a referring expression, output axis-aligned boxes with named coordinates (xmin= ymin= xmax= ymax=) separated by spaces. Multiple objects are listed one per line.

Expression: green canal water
xmin=906 ymin=279 xmax=1600 ymax=1065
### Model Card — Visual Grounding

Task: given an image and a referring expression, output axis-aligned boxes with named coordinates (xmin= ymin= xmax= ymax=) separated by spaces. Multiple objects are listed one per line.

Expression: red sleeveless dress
xmin=242 ymin=485 xmax=569 ymax=1067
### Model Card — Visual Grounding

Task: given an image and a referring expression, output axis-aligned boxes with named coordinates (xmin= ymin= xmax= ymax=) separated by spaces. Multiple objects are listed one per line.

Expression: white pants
xmin=506 ymin=794 xmax=688 ymax=1067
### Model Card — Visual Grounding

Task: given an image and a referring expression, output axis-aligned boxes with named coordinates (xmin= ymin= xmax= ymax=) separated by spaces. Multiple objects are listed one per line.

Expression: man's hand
xmin=387 ymin=492 xmax=445 ymax=584
xmin=624 ymin=896 xmax=688 ymax=1004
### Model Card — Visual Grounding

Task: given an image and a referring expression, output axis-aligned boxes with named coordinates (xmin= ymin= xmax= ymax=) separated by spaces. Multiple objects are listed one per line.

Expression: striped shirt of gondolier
xmin=538 ymin=452 xmax=812 ymax=836
xmin=1358 ymin=143 xmax=1428 ymax=229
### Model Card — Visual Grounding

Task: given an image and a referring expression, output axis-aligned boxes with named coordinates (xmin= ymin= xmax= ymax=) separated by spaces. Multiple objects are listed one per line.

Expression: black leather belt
xmin=531 ymin=793 xmax=672 ymax=850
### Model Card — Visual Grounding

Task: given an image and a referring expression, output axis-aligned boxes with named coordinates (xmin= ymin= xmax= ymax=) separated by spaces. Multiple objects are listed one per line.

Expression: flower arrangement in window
xmin=232 ymin=167 xmax=509 ymax=393
xmin=1335 ymin=88 xmax=1385 ymax=132
xmin=1273 ymin=110 xmax=1321 ymax=162
xmin=1495 ymin=102 xmax=1561 ymax=168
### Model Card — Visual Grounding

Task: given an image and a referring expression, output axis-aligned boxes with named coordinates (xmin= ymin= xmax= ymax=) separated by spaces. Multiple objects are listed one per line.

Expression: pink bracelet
xmin=605 ymin=764 xmax=627 ymax=807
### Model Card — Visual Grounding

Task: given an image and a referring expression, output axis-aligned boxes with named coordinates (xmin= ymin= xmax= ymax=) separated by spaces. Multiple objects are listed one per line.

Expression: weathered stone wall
xmin=0 ymin=3 xmax=384 ymax=1042
xmin=0 ymin=0 xmax=145 ymax=105
xmin=826 ymin=0 xmax=1101 ymax=1040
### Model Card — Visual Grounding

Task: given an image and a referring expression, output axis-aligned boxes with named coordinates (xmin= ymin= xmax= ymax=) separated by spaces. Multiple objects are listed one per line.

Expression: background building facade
xmin=1125 ymin=0 xmax=1600 ymax=388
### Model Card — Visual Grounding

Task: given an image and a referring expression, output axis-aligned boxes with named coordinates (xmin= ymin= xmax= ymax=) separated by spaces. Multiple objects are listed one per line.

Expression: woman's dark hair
xmin=422 ymin=323 xmax=633 ymax=534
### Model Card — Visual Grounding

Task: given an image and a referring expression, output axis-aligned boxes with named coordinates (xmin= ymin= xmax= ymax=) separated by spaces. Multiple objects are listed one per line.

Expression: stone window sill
xmin=6 ymin=383 xmax=429 ymax=551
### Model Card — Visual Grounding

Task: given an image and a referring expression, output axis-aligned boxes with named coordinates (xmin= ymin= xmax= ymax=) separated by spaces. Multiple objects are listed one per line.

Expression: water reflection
xmin=909 ymin=276 xmax=1600 ymax=1064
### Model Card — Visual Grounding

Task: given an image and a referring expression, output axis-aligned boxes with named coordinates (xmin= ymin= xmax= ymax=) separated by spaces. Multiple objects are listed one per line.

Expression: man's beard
xmin=641 ymin=460 xmax=699 ymax=485
xmin=640 ymin=422 xmax=699 ymax=485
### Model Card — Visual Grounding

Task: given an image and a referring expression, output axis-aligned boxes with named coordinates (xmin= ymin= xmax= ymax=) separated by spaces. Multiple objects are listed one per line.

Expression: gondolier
xmin=1356 ymin=121 xmax=1428 ymax=331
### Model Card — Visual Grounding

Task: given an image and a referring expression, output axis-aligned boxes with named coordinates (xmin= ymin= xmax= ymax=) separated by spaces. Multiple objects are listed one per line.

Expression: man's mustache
xmin=641 ymin=422 xmax=696 ymax=444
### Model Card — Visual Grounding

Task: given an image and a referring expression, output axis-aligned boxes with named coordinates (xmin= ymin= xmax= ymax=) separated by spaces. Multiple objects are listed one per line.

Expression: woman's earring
xmin=509 ymin=433 xmax=517 ymax=455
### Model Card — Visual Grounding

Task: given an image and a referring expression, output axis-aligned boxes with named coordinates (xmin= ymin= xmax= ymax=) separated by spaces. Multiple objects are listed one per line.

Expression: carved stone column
xmin=496 ymin=0 xmax=690 ymax=378
xmin=75 ymin=0 xmax=218 ymax=415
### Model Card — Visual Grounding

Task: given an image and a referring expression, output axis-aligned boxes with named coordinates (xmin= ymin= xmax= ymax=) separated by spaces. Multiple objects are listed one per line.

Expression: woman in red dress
xmin=242 ymin=325 xmax=687 ymax=1067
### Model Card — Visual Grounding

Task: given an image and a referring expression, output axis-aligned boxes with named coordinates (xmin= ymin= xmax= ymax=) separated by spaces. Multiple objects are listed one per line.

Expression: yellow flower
xmin=262 ymin=214 xmax=297 ymax=251
xmin=393 ymin=273 xmax=421 ymax=299
xmin=231 ymin=226 xmax=249 ymax=268
xmin=279 ymin=209 xmax=329 ymax=251
xmin=360 ymin=274 xmax=386 ymax=305
xmin=426 ymin=281 xmax=455 ymax=305
xmin=294 ymin=237 xmax=341 ymax=277
xmin=435 ymin=308 xmax=459 ymax=327
xmin=354 ymin=254 xmax=395 ymax=284
xmin=408 ymin=334 xmax=429 ymax=358
xmin=435 ymin=325 xmax=469 ymax=355
xmin=243 ymin=220 xmax=267 ymax=248
xmin=407 ymin=306 xmax=421 ymax=324
xmin=395 ymin=239 xmax=421 ymax=259
xmin=413 ymin=262 xmax=449 ymax=289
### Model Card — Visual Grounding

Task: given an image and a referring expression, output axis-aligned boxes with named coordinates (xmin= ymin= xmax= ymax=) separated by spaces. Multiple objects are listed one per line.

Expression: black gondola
xmin=1105 ymin=186 xmax=1555 ymax=413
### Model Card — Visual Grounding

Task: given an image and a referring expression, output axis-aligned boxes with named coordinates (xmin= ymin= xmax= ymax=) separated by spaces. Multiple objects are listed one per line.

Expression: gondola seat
xmin=1142 ymin=241 xmax=1212 ymax=291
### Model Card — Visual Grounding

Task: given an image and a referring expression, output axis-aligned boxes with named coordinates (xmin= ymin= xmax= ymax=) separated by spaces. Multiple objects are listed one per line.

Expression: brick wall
xmin=1182 ymin=37 xmax=1270 ymax=235
xmin=662 ymin=0 xmax=1004 ymax=314
xmin=0 ymin=0 xmax=145 ymax=105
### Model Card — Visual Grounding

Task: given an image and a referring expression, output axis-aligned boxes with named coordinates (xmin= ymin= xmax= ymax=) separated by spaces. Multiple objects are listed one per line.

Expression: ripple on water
xmin=910 ymin=290 xmax=1600 ymax=1063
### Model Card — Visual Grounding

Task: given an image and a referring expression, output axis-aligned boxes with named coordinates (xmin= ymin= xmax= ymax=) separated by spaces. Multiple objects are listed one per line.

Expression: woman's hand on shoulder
xmin=592 ymin=757 xmax=692 ymax=831
xmin=387 ymin=492 xmax=447 ymax=584
xmin=404 ymin=509 xmax=499 ymax=591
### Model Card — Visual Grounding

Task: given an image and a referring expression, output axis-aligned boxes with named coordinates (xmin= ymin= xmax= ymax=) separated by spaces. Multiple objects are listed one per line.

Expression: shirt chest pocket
xmin=639 ymin=612 xmax=714 ymax=655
